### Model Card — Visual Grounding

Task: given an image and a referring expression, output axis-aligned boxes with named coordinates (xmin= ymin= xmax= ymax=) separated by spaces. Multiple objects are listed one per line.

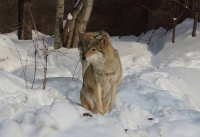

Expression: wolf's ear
xmin=99 ymin=31 xmax=111 ymax=46
xmin=99 ymin=35 xmax=108 ymax=46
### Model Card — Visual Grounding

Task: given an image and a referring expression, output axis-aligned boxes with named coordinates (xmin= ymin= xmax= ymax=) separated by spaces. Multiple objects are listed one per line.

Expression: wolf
xmin=80 ymin=31 xmax=123 ymax=114
xmin=78 ymin=32 xmax=102 ymax=77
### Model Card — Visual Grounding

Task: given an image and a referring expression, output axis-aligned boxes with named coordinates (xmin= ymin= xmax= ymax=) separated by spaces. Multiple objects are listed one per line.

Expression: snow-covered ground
xmin=0 ymin=18 xmax=200 ymax=137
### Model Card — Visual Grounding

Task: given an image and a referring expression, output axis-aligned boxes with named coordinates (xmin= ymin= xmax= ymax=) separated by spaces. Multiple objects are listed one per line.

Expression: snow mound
xmin=0 ymin=120 xmax=23 ymax=137
xmin=39 ymin=102 xmax=80 ymax=130
xmin=0 ymin=34 xmax=27 ymax=72
xmin=114 ymin=103 xmax=155 ymax=130
xmin=149 ymin=121 xmax=200 ymax=137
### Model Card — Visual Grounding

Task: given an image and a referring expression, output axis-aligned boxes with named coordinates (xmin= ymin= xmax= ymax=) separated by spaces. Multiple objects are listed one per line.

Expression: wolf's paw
xmin=103 ymin=106 xmax=109 ymax=113
xmin=108 ymin=104 xmax=114 ymax=111
xmin=103 ymin=109 xmax=109 ymax=114
xmin=91 ymin=108 xmax=97 ymax=114
xmin=97 ymin=107 xmax=104 ymax=114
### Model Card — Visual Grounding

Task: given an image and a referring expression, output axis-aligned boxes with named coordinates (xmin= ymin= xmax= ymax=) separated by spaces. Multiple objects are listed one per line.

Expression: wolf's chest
xmin=99 ymin=77 xmax=112 ymax=97
xmin=97 ymin=73 xmax=117 ymax=93
xmin=97 ymin=71 xmax=117 ymax=83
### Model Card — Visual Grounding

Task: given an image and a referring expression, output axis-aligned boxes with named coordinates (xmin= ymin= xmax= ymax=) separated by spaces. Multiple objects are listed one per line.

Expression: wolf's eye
xmin=92 ymin=48 xmax=96 ymax=51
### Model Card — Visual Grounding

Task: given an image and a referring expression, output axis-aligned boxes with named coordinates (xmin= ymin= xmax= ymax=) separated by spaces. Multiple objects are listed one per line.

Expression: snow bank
xmin=39 ymin=102 xmax=80 ymax=130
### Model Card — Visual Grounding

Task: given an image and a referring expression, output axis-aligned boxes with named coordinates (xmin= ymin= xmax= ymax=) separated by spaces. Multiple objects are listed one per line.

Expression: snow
xmin=63 ymin=13 xmax=73 ymax=27
xmin=67 ymin=13 xmax=73 ymax=20
xmin=0 ymin=18 xmax=200 ymax=137
xmin=0 ymin=120 xmax=23 ymax=137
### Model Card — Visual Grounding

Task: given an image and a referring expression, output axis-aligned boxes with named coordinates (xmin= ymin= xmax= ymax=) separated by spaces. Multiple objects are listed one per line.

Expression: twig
xmin=14 ymin=44 xmax=28 ymax=89
xmin=72 ymin=59 xmax=80 ymax=80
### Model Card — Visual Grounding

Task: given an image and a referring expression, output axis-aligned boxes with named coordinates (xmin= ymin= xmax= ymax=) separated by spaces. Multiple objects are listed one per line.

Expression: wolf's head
xmin=78 ymin=32 xmax=101 ymax=57
xmin=81 ymin=31 xmax=111 ymax=63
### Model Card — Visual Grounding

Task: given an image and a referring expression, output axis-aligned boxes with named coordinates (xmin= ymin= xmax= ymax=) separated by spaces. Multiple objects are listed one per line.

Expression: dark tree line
xmin=146 ymin=0 xmax=200 ymax=43
xmin=17 ymin=0 xmax=200 ymax=48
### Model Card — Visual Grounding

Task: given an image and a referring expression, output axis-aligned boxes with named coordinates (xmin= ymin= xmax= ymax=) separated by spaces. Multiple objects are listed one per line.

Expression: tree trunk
xmin=18 ymin=0 xmax=32 ymax=40
xmin=192 ymin=12 xmax=198 ymax=37
xmin=71 ymin=0 xmax=94 ymax=48
xmin=192 ymin=0 xmax=199 ymax=37
xmin=191 ymin=0 xmax=196 ymax=18
xmin=63 ymin=0 xmax=83 ymax=48
xmin=172 ymin=25 xmax=176 ymax=43
xmin=62 ymin=14 xmax=72 ymax=48
xmin=54 ymin=0 xmax=64 ymax=49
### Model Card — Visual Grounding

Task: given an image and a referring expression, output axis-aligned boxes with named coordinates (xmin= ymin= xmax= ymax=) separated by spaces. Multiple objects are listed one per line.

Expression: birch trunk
xmin=54 ymin=0 xmax=64 ymax=49
xmin=62 ymin=14 xmax=72 ymax=48
xmin=64 ymin=0 xmax=83 ymax=48
xmin=71 ymin=0 xmax=94 ymax=48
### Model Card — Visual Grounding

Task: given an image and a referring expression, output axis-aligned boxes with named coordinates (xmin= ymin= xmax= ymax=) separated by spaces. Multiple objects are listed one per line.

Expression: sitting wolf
xmin=79 ymin=31 xmax=123 ymax=114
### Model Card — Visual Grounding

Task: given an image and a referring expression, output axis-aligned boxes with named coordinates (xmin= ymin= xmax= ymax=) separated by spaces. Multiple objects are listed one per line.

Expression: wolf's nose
xmin=82 ymin=56 xmax=86 ymax=60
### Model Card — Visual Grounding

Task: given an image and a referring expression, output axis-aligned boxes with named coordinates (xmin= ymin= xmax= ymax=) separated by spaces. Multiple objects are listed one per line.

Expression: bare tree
xmin=146 ymin=0 xmax=189 ymax=43
xmin=62 ymin=13 xmax=73 ymax=48
xmin=63 ymin=0 xmax=84 ymax=48
xmin=59 ymin=0 xmax=94 ymax=49
xmin=54 ymin=0 xmax=65 ymax=49
xmin=71 ymin=0 xmax=94 ymax=48
xmin=18 ymin=0 xmax=32 ymax=40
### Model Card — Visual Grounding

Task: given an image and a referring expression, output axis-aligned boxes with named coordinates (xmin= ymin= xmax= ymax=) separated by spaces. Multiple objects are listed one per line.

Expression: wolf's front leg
xmin=109 ymin=82 xmax=117 ymax=110
xmin=103 ymin=94 xmax=111 ymax=113
xmin=80 ymin=87 xmax=96 ymax=113
xmin=94 ymin=82 xmax=104 ymax=114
